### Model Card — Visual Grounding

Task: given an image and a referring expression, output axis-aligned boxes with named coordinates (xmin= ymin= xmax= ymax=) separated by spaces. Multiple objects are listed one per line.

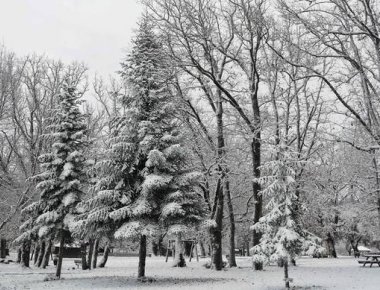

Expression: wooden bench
xmin=52 ymin=246 xmax=83 ymax=265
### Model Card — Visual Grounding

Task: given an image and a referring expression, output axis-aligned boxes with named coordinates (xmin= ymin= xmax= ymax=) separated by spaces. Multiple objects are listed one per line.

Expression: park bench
xmin=358 ymin=253 xmax=380 ymax=267
xmin=52 ymin=246 xmax=82 ymax=265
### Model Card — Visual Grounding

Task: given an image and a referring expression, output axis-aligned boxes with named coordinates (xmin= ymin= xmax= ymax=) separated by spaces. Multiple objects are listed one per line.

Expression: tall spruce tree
xmin=16 ymin=81 xmax=88 ymax=279
xmin=116 ymin=18 xmax=207 ymax=272
xmin=77 ymin=18 xmax=207 ymax=278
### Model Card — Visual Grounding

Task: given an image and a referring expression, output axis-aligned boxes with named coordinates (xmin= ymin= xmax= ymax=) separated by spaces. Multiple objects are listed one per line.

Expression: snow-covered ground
xmin=1 ymin=255 xmax=379 ymax=289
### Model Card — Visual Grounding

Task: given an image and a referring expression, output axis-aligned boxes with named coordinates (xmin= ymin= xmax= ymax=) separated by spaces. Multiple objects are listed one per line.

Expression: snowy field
xmin=1 ymin=255 xmax=380 ymax=290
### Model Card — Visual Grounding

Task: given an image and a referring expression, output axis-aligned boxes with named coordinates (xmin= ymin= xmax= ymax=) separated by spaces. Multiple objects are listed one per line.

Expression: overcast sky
xmin=0 ymin=0 xmax=142 ymax=77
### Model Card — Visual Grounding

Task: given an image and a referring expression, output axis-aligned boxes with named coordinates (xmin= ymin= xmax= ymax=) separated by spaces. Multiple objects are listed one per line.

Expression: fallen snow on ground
xmin=0 ymin=255 xmax=379 ymax=290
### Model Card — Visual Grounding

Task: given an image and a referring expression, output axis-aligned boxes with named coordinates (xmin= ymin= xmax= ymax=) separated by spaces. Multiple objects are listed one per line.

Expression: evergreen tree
xmin=16 ymin=81 xmax=88 ymax=279
xmin=77 ymin=17 xmax=207 ymax=278
xmin=116 ymin=18 xmax=207 ymax=272
xmin=251 ymin=143 xmax=321 ymax=289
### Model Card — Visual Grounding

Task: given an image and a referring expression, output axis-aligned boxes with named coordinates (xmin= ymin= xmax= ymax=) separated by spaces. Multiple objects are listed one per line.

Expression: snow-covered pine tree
xmin=77 ymin=17 xmax=207 ymax=279
xmin=114 ymin=17 xmax=207 ymax=274
xmin=69 ymin=138 xmax=123 ymax=270
xmin=16 ymin=81 xmax=88 ymax=279
xmin=251 ymin=143 xmax=320 ymax=289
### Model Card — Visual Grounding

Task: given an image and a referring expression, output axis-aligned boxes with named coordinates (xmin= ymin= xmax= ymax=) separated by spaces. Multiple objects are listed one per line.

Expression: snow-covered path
xmin=0 ymin=256 xmax=379 ymax=289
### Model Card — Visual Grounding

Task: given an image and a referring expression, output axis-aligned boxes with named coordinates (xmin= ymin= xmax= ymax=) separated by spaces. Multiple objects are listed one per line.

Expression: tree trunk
xmin=17 ymin=247 xmax=22 ymax=263
xmin=37 ymin=240 xmax=46 ymax=267
xmin=21 ymin=240 xmax=31 ymax=267
xmin=81 ymin=243 xmax=88 ymax=270
xmin=92 ymin=239 xmax=99 ymax=269
xmin=98 ymin=243 xmax=110 ymax=268
xmin=55 ymin=234 xmax=65 ymax=279
xmin=210 ymin=177 xmax=224 ymax=270
xmin=326 ymin=233 xmax=337 ymax=258
xmin=372 ymin=152 xmax=380 ymax=235
xmin=350 ymin=238 xmax=361 ymax=257
xmin=225 ymin=178 xmax=237 ymax=267
xmin=33 ymin=242 xmax=40 ymax=265
xmin=252 ymin=137 xmax=263 ymax=270
xmin=173 ymin=234 xmax=186 ymax=267
xmin=250 ymin=47 xmax=263 ymax=267
xmin=152 ymin=240 xmax=159 ymax=256
xmin=199 ymin=241 xmax=206 ymax=257
xmin=30 ymin=244 xmax=34 ymax=261
xmin=351 ymin=241 xmax=359 ymax=252
xmin=152 ymin=235 xmax=165 ymax=256
xmin=87 ymin=239 xmax=94 ymax=270
xmin=245 ymin=239 xmax=250 ymax=256
xmin=138 ymin=235 xmax=147 ymax=278
xmin=345 ymin=241 xmax=352 ymax=256
xmin=0 ymin=239 xmax=6 ymax=258
xmin=184 ymin=241 xmax=192 ymax=257
xmin=42 ymin=240 xmax=52 ymax=268
xmin=277 ymin=258 xmax=284 ymax=267
xmin=284 ymin=258 xmax=290 ymax=289
xmin=158 ymin=236 xmax=165 ymax=256
xmin=209 ymin=88 xmax=225 ymax=271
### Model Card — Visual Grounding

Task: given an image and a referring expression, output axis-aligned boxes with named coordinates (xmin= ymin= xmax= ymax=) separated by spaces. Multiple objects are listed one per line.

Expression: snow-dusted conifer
xmin=16 ymin=81 xmax=88 ymax=278
xmin=116 ymin=17 xmax=207 ymax=272
xmin=251 ymin=143 xmax=321 ymax=289
xmin=79 ymin=17 xmax=207 ymax=278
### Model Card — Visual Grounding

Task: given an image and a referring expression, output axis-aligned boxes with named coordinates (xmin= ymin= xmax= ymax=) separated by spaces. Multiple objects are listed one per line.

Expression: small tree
xmin=251 ymin=143 xmax=320 ymax=289
xmin=16 ymin=81 xmax=88 ymax=279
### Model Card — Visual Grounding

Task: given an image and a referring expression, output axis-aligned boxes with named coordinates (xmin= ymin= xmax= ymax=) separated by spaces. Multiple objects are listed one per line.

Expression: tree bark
xmin=55 ymin=234 xmax=65 ymax=279
xmin=152 ymin=240 xmax=159 ymax=256
xmin=173 ymin=234 xmax=186 ymax=267
xmin=326 ymin=233 xmax=337 ymax=258
xmin=372 ymin=151 xmax=380 ymax=235
xmin=350 ymin=237 xmax=361 ymax=257
xmin=209 ymin=87 xmax=226 ymax=271
xmin=0 ymin=239 xmax=6 ymax=258
xmin=284 ymin=258 xmax=290 ymax=289
xmin=98 ymin=243 xmax=110 ymax=268
xmin=252 ymin=136 xmax=263 ymax=270
xmin=199 ymin=241 xmax=206 ymax=257
xmin=184 ymin=241 xmax=192 ymax=257
xmin=81 ymin=243 xmax=88 ymax=270
xmin=30 ymin=244 xmax=34 ymax=261
xmin=346 ymin=241 xmax=352 ymax=256
xmin=17 ymin=247 xmax=22 ymax=263
xmin=225 ymin=178 xmax=237 ymax=267
xmin=21 ymin=240 xmax=31 ymax=267
xmin=37 ymin=240 xmax=46 ymax=267
xmin=87 ymin=239 xmax=94 ymax=270
xmin=152 ymin=235 xmax=165 ymax=256
xmin=138 ymin=235 xmax=147 ymax=278
xmin=211 ymin=177 xmax=224 ymax=270
xmin=33 ymin=242 xmax=40 ymax=265
xmin=42 ymin=240 xmax=52 ymax=268
xmin=92 ymin=239 xmax=99 ymax=269
xmin=158 ymin=236 xmax=165 ymax=256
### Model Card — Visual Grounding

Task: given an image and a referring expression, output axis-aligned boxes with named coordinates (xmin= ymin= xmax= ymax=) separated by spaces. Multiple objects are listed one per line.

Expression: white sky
xmin=0 ymin=0 xmax=143 ymax=77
